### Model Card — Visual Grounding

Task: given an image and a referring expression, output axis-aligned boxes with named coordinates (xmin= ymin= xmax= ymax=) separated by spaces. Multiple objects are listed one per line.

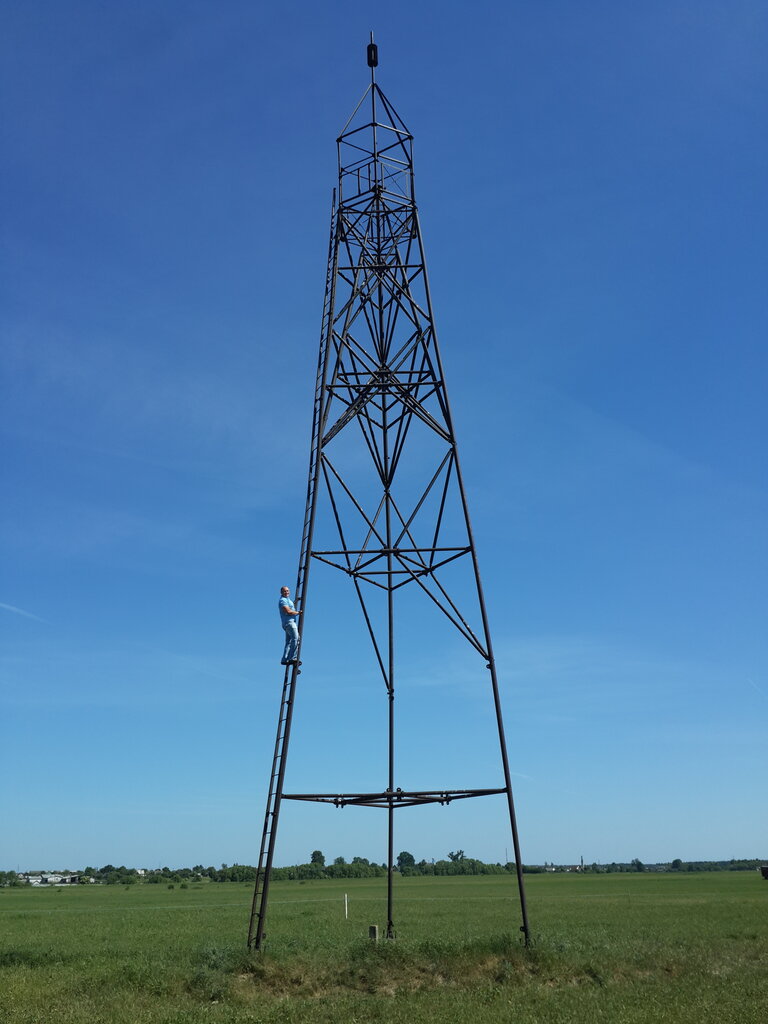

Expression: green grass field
xmin=1 ymin=871 xmax=766 ymax=1022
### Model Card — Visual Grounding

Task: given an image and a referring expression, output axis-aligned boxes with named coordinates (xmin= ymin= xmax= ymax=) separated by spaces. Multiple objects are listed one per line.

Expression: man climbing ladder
xmin=278 ymin=585 xmax=301 ymax=665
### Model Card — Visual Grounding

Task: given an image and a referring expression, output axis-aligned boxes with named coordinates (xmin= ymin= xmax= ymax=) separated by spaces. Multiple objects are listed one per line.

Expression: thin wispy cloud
xmin=131 ymin=643 xmax=256 ymax=687
xmin=0 ymin=602 xmax=47 ymax=624
xmin=0 ymin=492 xmax=273 ymax=565
xmin=2 ymin=328 xmax=297 ymax=468
xmin=2 ymin=645 xmax=261 ymax=710
xmin=747 ymin=676 xmax=766 ymax=700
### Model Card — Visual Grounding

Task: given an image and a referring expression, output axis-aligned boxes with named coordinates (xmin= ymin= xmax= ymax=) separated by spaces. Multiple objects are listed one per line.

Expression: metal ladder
xmin=247 ymin=194 xmax=338 ymax=950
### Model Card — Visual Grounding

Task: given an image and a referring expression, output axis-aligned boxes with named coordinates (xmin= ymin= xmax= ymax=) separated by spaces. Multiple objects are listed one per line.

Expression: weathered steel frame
xmin=249 ymin=48 xmax=530 ymax=951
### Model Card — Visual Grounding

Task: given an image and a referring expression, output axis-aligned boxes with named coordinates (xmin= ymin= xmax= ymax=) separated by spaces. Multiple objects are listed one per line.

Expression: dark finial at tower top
xmin=367 ymin=32 xmax=378 ymax=69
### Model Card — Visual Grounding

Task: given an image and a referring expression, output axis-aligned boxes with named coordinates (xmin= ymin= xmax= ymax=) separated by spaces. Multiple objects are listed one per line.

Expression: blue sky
xmin=2 ymin=1 xmax=766 ymax=873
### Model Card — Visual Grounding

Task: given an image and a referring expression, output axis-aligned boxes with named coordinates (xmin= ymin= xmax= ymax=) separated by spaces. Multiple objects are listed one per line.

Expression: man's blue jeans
xmin=281 ymin=620 xmax=299 ymax=664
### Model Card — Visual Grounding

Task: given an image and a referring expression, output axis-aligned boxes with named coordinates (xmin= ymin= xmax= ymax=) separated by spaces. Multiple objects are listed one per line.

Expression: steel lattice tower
xmin=248 ymin=40 xmax=530 ymax=950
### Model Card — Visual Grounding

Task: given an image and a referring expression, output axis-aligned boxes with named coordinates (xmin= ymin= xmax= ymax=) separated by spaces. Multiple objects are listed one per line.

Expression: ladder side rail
xmin=249 ymin=193 xmax=340 ymax=950
xmin=247 ymin=668 xmax=292 ymax=946
xmin=295 ymin=194 xmax=341 ymax=603
xmin=249 ymin=667 xmax=298 ymax=949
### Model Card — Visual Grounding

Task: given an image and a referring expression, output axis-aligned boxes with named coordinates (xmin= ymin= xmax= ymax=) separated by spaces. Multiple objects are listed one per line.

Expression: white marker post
xmin=344 ymin=892 xmax=348 ymax=920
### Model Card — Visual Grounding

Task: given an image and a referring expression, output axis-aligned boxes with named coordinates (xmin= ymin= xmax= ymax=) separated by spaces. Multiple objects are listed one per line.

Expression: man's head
xmin=280 ymin=586 xmax=290 ymax=596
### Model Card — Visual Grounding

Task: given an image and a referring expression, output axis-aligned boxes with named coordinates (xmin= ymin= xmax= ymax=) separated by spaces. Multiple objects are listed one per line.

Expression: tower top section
xmin=337 ymin=38 xmax=413 ymax=207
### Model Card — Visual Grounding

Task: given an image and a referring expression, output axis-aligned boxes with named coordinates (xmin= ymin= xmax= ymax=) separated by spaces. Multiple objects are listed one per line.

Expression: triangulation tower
xmin=248 ymin=39 xmax=530 ymax=950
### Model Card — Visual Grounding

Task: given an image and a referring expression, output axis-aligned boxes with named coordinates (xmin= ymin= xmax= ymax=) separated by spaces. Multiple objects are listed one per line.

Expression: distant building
xmin=20 ymin=872 xmax=80 ymax=886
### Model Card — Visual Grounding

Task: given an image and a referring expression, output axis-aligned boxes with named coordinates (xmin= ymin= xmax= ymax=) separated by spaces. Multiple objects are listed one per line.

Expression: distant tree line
xmin=4 ymin=857 xmax=764 ymax=887
xmin=558 ymin=858 xmax=765 ymax=874
xmin=667 ymin=858 xmax=762 ymax=873
xmin=101 ymin=854 xmax=768 ymax=882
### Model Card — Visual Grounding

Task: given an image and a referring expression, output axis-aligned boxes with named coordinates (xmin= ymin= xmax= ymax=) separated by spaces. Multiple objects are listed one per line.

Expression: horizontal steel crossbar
xmin=283 ymin=787 xmax=505 ymax=809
